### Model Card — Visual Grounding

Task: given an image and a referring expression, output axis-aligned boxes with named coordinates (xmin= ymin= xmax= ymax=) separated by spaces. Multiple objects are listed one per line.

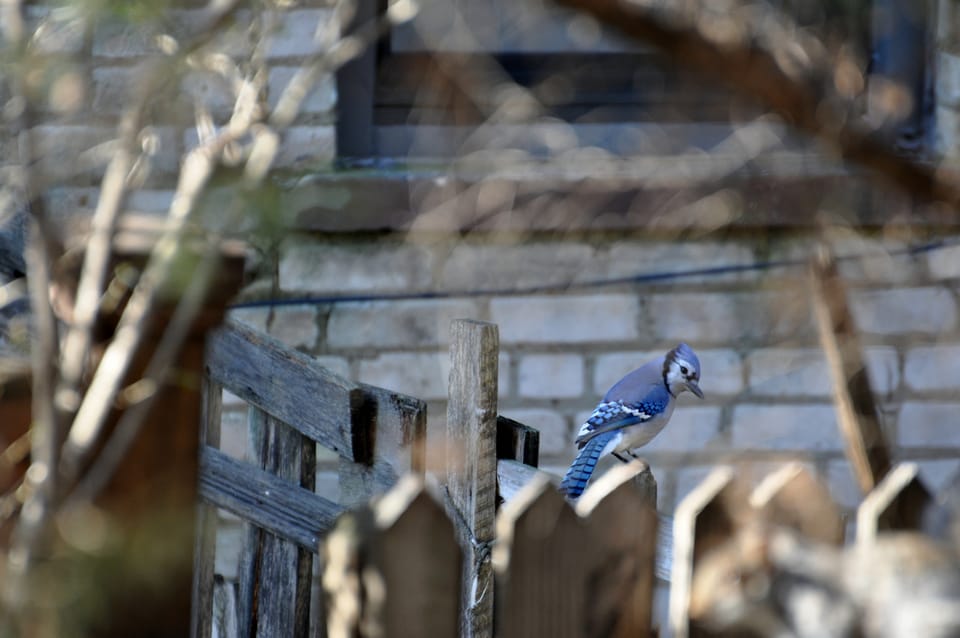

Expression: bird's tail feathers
xmin=559 ymin=430 xmax=617 ymax=499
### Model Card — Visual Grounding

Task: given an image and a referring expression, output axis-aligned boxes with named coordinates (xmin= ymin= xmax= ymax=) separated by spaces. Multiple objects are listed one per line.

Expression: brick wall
xmin=9 ymin=3 xmax=960 ymax=607
xmin=229 ymin=231 xmax=960 ymax=518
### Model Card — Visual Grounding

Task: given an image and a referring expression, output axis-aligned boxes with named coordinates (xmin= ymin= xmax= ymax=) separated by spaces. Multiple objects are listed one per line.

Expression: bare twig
xmin=552 ymin=0 xmax=960 ymax=215
xmin=57 ymin=1 xmax=245 ymax=421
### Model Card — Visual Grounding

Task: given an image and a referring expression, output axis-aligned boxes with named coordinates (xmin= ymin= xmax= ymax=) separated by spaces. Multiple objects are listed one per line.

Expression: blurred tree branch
xmin=553 ymin=0 xmax=958 ymax=215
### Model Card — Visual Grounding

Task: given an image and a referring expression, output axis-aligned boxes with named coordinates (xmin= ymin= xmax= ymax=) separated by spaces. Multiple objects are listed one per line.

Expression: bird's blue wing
xmin=574 ymin=398 xmax=665 ymax=447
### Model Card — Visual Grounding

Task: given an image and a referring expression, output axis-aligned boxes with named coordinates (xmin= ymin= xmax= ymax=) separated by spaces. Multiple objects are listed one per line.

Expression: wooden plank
xmin=255 ymin=416 xmax=315 ymax=638
xmin=577 ymin=461 xmax=658 ymax=638
xmin=669 ymin=467 xmax=744 ymax=638
xmin=375 ymin=476 xmax=462 ymax=637
xmin=750 ymin=462 xmax=844 ymax=545
xmin=198 ymin=445 xmax=344 ymax=550
xmin=857 ymin=462 xmax=933 ymax=543
xmin=235 ymin=407 xmax=266 ymax=638
xmin=445 ymin=319 xmax=499 ymax=638
xmin=191 ymin=376 xmax=223 ymax=638
xmin=810 ymin=248 xmax=892 ymax=494
xmin=493 ymin=476 xmax=591 ymax=638
xmin=497 ymin=459 xmax=543 ymax=504
xmin=338 ymin=384 xmax=427 ymax=507
xmin=496 ymin=416 xmax=540 ymax=467
xmin=205 ymin=320 xmax=364 ymax=461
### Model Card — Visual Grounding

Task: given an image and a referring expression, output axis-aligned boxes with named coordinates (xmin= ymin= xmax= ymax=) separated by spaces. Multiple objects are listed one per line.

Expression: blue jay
xmin=559 ymin=343 xmax=703 ymax=499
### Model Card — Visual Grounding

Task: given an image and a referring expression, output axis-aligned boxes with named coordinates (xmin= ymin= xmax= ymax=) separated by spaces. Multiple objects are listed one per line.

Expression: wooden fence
xmin=191 ymin=316 xmax=959 ymax=638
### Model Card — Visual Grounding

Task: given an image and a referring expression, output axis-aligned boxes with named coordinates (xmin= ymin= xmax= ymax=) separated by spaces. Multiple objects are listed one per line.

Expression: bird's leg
xmin=612 ymin=451 xmax=632 ymax=463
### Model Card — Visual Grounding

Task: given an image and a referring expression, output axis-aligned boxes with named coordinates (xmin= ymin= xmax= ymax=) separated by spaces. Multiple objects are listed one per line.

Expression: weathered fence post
xmin=445 ymin=319 xmax=499 ymax=638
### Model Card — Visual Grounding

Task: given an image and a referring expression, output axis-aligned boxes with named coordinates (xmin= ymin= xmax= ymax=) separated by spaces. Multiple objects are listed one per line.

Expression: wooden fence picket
xmin=857 ymin=462 xmax=934 ymax=543
xmin=575 ymin=461 xmax=658 ymax=638
xmin=321 ymin=476 xmax=462 ymax=638
xmin=669 ymin=467 xmax=746 ymax=638
xmin=445 ymin=319 xmax=499 ymax=638
xmin=750 ymin=462 xmax=844 ymax=544
xmin=494 ymin=476 xmax=591 ymax=638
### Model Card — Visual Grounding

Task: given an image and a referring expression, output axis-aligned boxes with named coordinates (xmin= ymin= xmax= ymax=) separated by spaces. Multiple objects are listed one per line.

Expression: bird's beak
xmin=687 ymin=380 xmax=704 ymax=399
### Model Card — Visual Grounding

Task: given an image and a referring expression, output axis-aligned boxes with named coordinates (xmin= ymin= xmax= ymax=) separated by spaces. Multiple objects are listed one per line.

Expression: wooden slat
xmin=253 ymin=415 xmax=315 ymax=638
xmin=810 ymin=248 xmax=892 ymax=494
xmin=577 ymin=461 xmax=658 ymax=638
xmin=198 ymin=445 xmax=344 ymax=550
xmin=497 ymin=459 xmax=543 ymax=504
xmin=750 ymin=463 xmax=844 ymax=545
xmin=445 ymin=319 xmax=499 ymax=638
xmin=205 ymin=320 xmax=364 ymax=462
xmin=496 ymin=416 xmax=540 ymax=468
xmin=857 ymin=462 xmax=933 ymax=543
xmin=190 ymin=376 xmax=223 ymax=638
xmin=235 ymin=408 xmax=265 ymax=638
xmin=494 ymin=476 xmax=592 ymax=638
xmin=337 ymin=384 xmax=427 ymax=507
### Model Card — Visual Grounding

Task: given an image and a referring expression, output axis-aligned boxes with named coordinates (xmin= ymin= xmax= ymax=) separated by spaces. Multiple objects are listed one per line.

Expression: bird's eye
xmin=680 ymin=366 xmax=688 ymax=374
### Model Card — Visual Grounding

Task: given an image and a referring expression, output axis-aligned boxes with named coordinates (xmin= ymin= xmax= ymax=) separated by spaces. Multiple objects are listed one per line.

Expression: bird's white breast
xmin=613 ymin=400 xmax=676 ymax=452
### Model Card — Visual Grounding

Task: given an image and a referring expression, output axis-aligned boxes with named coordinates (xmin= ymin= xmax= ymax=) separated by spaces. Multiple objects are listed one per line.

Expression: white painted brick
xmin=266 ymin=9 xmax=335 ymax=59
xmin=851 ymin=287 xmax=957 ymax=336
xmin=730 ymin=404 xmax=841 ymax=451
xmin=904 ymin=344 xmax=960 ymax=391
xmin=29 ymin=6 xmax=87 ymax=54
xmin=279 ymin=239 xmax=434 ymax=293
xmin=517 ymin=354 xmax=584 ymax=399
xmin=326 ymin=299 xmax=481 ymax=348
xmin=819 ymin=235 xmax=926 ymax=284
xmin=181 ymin=69 xmax=235 ymax=118
xmin=499 ymin=408 xmax=570 ymax=456
xmin=926 ymin=242 xmax=960 ymax=280
xmin=607 ymin=240 xmax=755 ymax=284
xmin=824 ymin=460 xmax=863 ymax=509
xmin=268 ymin=305 xmax=318 ymax=349
xmin=274 ymin=125 xmax=336 ymax=168
xmin=312 ymin=355 xmax=351 ymax=379
xmin=490 ymin=295 xmax=638 ymax=344
xmin=747 ymin=349 xmax=832 ymax=397
xmin=916 ymin=459 xmax=960 ymax=493
xmin=31 ymin=125 xmax=114 ymax=181
xmin=935 ymin=105 xmax=960 ymax=158
xmin=438 ymin=242 xmax=595 ymax=290
xmin=645 ymin=286 xmax=815 ymax=344
xmin=357 ymin=351 xmax=449 ymax=400
xmin=939 ymin=52 xmax=960 ymax=109
xmin=227 ymin=307 xmax=269 ymax=332
xmin=639 ymin=406 xmax=723 ymax=454
xmin=898 ymin=402 xmax=960 ymax=448
xmin=865 ymin=346 xmax=901 ymax=395
xmin=126 ymin=189 xmax=175 ymax=213
xmin=219 ymin=409 xmax=248 ymax=460
xmin=268 ymin=67 xmax=337 ymax=115
xmin=215 ymin=523 xmax=243 ymax=579
xmin=93 ymin=18 xmax=161 ymax=57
